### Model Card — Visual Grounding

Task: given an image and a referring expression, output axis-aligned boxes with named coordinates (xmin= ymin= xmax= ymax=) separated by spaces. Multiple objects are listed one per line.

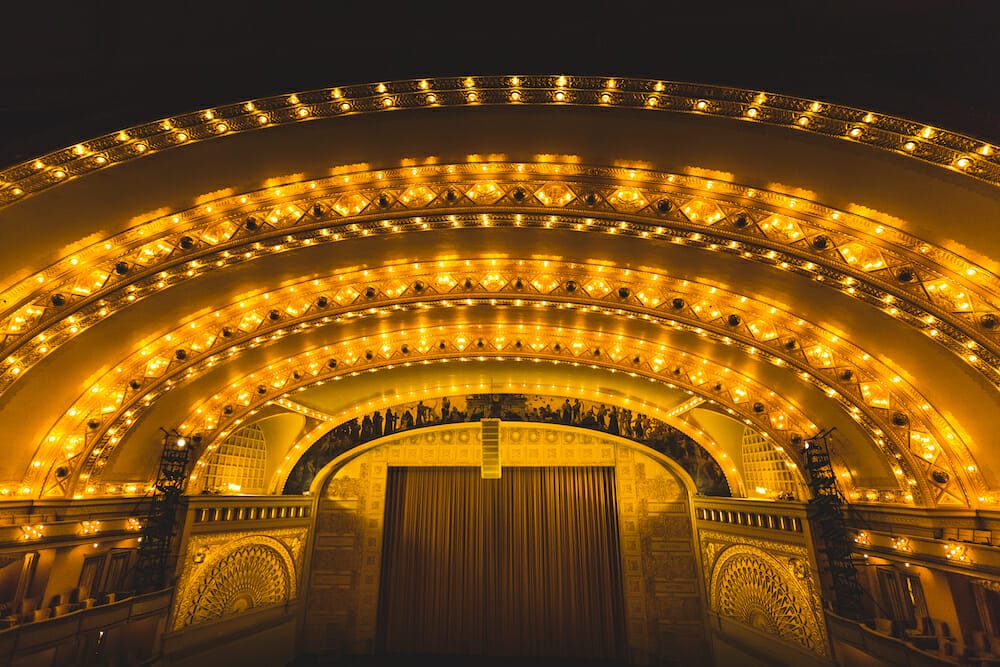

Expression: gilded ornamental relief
xmin=171 ymin=528 xmax=306 ymax=630
xmin=700 ymin=530 xmax=828 ymax=655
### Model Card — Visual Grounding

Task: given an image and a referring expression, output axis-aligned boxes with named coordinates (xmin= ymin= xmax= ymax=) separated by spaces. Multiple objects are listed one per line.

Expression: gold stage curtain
xmin=376 ymin=467 xmax=627 ymax=659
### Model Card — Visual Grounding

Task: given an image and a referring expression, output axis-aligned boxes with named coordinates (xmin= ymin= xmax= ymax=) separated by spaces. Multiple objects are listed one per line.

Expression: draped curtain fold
xmin=377 ymin=467 xmax=626 ymax=660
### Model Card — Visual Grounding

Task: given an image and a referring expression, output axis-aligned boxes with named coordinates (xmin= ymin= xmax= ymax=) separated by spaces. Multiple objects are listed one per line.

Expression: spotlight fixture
xmin=159 ymin=427 xmax=189 ymax=448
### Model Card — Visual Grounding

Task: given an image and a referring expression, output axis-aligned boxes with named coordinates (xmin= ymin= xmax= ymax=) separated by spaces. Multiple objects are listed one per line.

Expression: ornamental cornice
xmin=4 ymin=165 xmax=997 ymax=371
xmin=19 ymin=258 xmax=977 ymax=506
xmin=1 ymin=76 xmax=996 ymax=207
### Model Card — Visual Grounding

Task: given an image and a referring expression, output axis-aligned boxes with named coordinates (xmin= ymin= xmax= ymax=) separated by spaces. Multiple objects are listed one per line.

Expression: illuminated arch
xmin=0 ymin=76 xmax=997 ymax=513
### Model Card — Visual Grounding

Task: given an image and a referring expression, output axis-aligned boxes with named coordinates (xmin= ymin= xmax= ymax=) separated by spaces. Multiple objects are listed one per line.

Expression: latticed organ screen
xmin=204 ymin=424 xmax=267 ymax=493
xmin=741 ymin=427 xmax=798 ymax=498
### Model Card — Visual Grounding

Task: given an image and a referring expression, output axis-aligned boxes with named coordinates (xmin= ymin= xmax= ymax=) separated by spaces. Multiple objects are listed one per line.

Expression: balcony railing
xmin=825 ymin=611 xmax=966 ymax=667
xmin=0 ymin=588 xmax=171 ymax=661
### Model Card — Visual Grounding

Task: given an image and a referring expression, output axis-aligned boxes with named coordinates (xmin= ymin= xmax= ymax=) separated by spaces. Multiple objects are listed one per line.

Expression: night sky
xmin=1 ymin=1 xmax=998 ymax=166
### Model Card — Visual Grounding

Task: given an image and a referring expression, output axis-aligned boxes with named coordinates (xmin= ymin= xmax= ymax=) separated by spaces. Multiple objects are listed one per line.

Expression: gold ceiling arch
xmin=24 ymin=257 xmax=976 ymax=506
xmin=1 ymin=76 xmax=997 ymax=206
xmin=3 ymin=164 xmax=999 ymax=394
xmin=1 ymin=77 xmax=997 ymax=512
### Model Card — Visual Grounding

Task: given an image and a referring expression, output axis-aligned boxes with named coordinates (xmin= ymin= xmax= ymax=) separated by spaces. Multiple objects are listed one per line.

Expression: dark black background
xmin=2 ymin=1 xmax=998 ymax=166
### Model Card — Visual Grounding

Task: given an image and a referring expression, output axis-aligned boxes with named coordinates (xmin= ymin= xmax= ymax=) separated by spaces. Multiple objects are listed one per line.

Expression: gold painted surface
xmin=700 ymin=529 xmax=828 ymax=656
xmin=0 ymin=162 xmax=986 ymax=505
xmin=2 ymin=76 xmax=997 ymax=207
xmin=304 ymin=423 xmax=710 ymax=665
xmin=171 ymin=527 xmax=307 ymax=630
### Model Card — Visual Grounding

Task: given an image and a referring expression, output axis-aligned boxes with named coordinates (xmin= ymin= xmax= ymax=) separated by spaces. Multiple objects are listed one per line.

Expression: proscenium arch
xmin=303 ymin=419 xmax=710 ymax=661
xmin=277 ymin=391 xmax=737 ymax=498
xmin=0 ymin=76 xmax=998 ymax=511
xmin=307 ymin=418 xmax=704 ymax=501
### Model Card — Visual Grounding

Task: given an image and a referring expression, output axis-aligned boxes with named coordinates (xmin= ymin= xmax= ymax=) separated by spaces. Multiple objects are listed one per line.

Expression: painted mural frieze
xmin=284 ymin=393 xmax=729 ymax=497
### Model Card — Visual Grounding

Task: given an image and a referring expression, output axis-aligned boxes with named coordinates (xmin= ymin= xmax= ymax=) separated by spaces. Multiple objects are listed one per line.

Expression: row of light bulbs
xmin=4 ymin=168 xmax=996 ymax=407
xmin=108 ymin=333 xmax=803 ymax=498
xmin=165 ymin=327 xmax=904 ymax=505
xmin=34 ymin=257 xmax=964 ymax=498
xmin=0 ymin=180 xmax=984 ymax=504
xmin=856 ymin=531 xmax=975 ymax=566
xmin=1 ymin=77 xmax=997 ymax=205
xmin=29 ymin=300 xmax=952 ymax=504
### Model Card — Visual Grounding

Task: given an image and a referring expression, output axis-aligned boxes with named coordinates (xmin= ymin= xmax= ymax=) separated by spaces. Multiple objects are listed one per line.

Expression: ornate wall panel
xmin=171 ymin=528 xmax=306 ymax=630
xmin=617 ymin=447 xmax=708 ymax=665
xmin=303 ymin=452 xmax=387 ymax=654
xmin=304 ymin=423 xmax=710 ymax=665
xmin=700 ymin=530 xmax=828 ymax=656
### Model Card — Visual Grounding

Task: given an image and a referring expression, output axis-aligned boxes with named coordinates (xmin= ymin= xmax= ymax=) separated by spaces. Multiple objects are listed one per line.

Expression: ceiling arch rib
xmin=162 ymin=315 xmax=966 ymax=508
xmin=1 ymin=76 xmax=997 ymax=515
xmin=1 ymin=76 xmax=997 ymax=208
xmin=3 ymin=230 xmax=992 ymax=506
xmin=4 ymin=164 xmax=1000 ymax=397
xmin=1 ymin=176 xmax=990 ymax=505
xmin=29 ymin=268 xmax=965 ymax=506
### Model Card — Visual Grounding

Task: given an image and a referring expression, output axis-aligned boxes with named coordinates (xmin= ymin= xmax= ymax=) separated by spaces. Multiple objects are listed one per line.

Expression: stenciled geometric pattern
xmin=708 ymin=543 xmax=827 ymax=655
